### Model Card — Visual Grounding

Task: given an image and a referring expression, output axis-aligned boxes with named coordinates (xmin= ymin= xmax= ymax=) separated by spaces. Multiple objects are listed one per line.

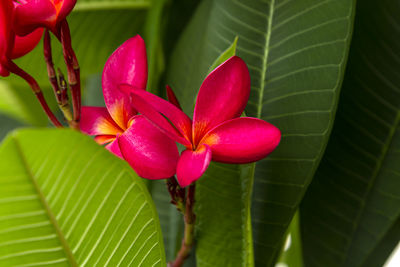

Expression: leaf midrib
xmin=73 ymin=1 xmax=150 ymax=12
xmin=257 ymin=0 xmax=275 ymax=119
xmin=12 ymin=136 xmax=78 ymax=267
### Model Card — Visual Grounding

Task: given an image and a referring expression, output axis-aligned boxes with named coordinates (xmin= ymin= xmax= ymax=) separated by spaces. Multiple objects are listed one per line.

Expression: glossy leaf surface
xmin=0 ymin=129 xmax=165 ymax=266
xmin=301 ymin=1 xmax=400 ymax=266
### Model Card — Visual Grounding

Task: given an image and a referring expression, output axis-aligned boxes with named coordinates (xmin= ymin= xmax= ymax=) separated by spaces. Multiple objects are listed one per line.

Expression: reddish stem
xmin=60 ymin=20 xmax=81 ymax=127
xmin=43 ymin=30 xmax=62 ymax=104
xmin=166 ymin=176 xmax=186 ymax=212
xmin=6 ymin=61 xmax=62 ymax=128
xmin=169 ymin=184 xmax=196 ymax=267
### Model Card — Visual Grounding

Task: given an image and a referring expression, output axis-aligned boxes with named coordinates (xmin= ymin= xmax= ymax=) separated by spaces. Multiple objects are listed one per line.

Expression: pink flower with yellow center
xmin=80 ymin=35 xmax=179 ymax=179
xmin=128 ymin=56 xmax=282 ymax=187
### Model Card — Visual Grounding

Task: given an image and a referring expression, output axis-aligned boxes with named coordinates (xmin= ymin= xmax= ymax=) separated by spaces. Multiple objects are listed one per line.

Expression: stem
xmin=43 ymin=30 xmax=61 ymax=104
xmin=166 ymin=176 xmax=186 ymax=213
xmin=6 ymin=61 xmax=63 ymax=128
xmin=60 ymin=20 xmax=81 ymax=128
xmin=57 ymin=70 xmax=74 ymax=124
xmin=169 ymin=184 xmax=196 ymax=267
xmin=43 ymin=30 xmax=74 ymax=124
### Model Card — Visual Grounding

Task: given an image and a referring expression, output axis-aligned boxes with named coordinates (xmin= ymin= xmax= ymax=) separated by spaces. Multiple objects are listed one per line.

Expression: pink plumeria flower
xmin=0 ymin=0 xmax=43 ymax=76
xmin=12 ymin=0 xmax=76 ymax=36
xmin=80 ymin=35 xmax=179 ymax=179
xmin=128 ymin=56 xmax=281 ymax=187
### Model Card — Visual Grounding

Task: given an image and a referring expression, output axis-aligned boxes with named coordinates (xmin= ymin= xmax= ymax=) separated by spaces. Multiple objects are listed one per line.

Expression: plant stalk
xmin=43 ymin=30 xmax=73 ymax=124
xmin=60 ymin=20 xmax=81 ymax=128
xmin=166 ymin=176 xmax=186 ymax=213
xmin=169 ymin=184 xmax=196 ymax=267
xmin=6 ymin=61 xmax=62 ymax=127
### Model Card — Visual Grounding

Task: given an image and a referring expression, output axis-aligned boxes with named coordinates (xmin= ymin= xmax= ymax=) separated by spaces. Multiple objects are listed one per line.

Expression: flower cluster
xmin=81 ymin=37 xmax=281 ymax=187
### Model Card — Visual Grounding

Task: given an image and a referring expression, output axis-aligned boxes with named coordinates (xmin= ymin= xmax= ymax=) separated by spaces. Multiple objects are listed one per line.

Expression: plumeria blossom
xmin=0 ymin=0 xmax=43 ymax=76
xmin=12 ymin=0 xmax=76 ymax=36
xmin=128 ymin=56 xmax=281 ymax=187
xmin=80 ymin=35 xmax=179 ymax=179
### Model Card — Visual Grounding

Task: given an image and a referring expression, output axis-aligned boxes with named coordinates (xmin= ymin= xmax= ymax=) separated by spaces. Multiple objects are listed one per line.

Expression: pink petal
xmin=130 ymin=88 xmax=192 ymax=146
xmin=58 ymin=0 xmax=77 ymax=23
xmin=193 ymin=56 xmax=250 ymax=145
xmin=102 ymin=35 xmax=147 ymax=128
xmin=80 ymin=106 xmax=123 ymax=136
xmin=13 ymin=0 xmax=57 ymax=35
xmin=166 ymin=85 xmax=182 ymax=110
xmin=0 ymin=0 xmax=14 ymax=65
xmin=94 ymin=135 xmax=115 ymax=145
xmin=201 ymin=117 xmax=281 ymax=163
xmin=106 ymin=138 xmax=123 ymax=159
xmin=176 ymin=145 xmax=212 ymax=187
xmin=118 ymin=115 xmax=179 ymax=179
xmin=11 ymin=28 xmax=43 ymax=59
xmin=0 ymin=64 xmax=9 ymax=77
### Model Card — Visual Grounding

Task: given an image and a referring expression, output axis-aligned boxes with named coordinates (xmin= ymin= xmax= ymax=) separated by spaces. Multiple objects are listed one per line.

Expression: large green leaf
xmin=300 ymin=1 xmax=400 ymax=266
xmin=148 ymin=180 xmax=182 ymax=262
xmin=0 ymin=129 xmax=165 ymax=266
xmin=195 ymin=163 xmax=255 ymax=267
xmin=166 ymin=0 xmax=355 ymax=265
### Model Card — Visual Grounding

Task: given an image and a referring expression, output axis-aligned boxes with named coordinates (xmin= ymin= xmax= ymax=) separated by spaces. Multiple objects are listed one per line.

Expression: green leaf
xmin=300 ymin=0 xmax=400 ymax=266
xmin=144 ymin=0 xmax=169 ymax=94
xmin=149 ymin=180 xmax=182 ymax=262
xmin=166 ymin=0 xmax=355 ymax=265
xmin=0 ymin=129 xmax=165 ymax=266
xmin=195 ymin=163 xmax=255 ymax=267
xmin=0 ymin=81 xmax=47 ymax=126
xmin=0 ymin=114 xmax=24 ymax=141
xmin=207 ymin=36 xmax=238 ymax=73
xmin=276 ymin=211 xmax=303 ymax=267
xmin=363 ymin=218 xmax=400 ymax=267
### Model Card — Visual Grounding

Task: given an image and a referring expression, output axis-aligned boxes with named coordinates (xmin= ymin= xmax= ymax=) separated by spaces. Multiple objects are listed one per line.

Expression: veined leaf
xmin=166 ymin=0 xmax=355 ymax=265
xmin=207 ymin=36 xmax=238 ymax=73
xmin=0 ymin=129 xmax=165 ymax=266
xmin=195 ymin=163 xmax=255 ymax=267
xmin=149 ymin=180 xmax=182 ymax=262
xmin=301 ymin=0 xmax=400 ymax=266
